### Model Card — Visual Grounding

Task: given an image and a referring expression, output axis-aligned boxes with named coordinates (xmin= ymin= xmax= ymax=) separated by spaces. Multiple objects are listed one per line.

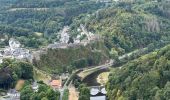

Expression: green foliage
xmin=12 ymin=61 xmax=34 ymax=79
xmin=62 ymin=89 xmax=69 ymax=100
xmin=46 ymin=88 xmax=60 ymax=100
xmin=78 ymin=84 xmax=90 ymax=100
xmin=106 ymin=45 xmax=170 ymax=100
xmin=73 ymin=58 xmax=88 ymax=68
xmin=0 ymin=0 xmax=104 ymax=48
xmin=20 ymin=85 xmax=34 ymax=100
xmin=71 ymin=0 xmax=170 ymax=54
xmin=0 ymin=59 xmax=34 ymax=89
xmin=20 ymin=82 xmax=60 ymax=100
xmin=34 ymin=41 xmax=110 ymax=74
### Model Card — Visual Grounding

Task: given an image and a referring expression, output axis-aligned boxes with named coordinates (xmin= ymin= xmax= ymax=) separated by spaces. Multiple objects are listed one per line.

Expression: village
xmin=0 ymin=38 xmax=32 ymax=64
xmin=47 ymin=24 xmax=100 ymax=49
xmin=0 ymin=25 xmax=107 ymax=100
xmin=0 ymin=22 xmax=141 ymax=100
xmin=0 ymin=24 xmax=100 ymax=63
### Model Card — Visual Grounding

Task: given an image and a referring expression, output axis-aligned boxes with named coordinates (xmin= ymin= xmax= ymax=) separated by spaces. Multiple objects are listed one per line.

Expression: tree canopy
xmin=106 ymin=45 xmax=170 ymax=100
xmin=0 ymin=59 xmax=33 ymax=89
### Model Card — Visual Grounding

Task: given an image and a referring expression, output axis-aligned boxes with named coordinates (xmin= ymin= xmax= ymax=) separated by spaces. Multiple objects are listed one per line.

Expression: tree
xmin=31 ymin=93 xmax=41 ymax=100
xmin=38 ymin=91 xmax=47 ymax=99
xmin=20 ymin=82 xmax=61 ymax=100
xmin=38 ymin=84 xmax=48 ymax=93
xmin=47 ymin=88 xmax=60 ymax=100
xmin=79 ymin=95 xmax=89 ymax=100
xmin=20 ymin=85 xmax=34 ymax=100
xmin=41 ymin=97 xmax=48 ymax=100
xmin=163 ymin=82 xmax=170 ymax=100
xmin=18 ymin=62 xmax=34 ymax=79
xmin=62 ymin=89 xmax=69 ymax=100
xmin=106 ymin=45 xmax=170 ymax=100
xmin=110 ymin=48 xmax=118 ymax=60
xmin=78 ymin=84 xmax=90 ymax=100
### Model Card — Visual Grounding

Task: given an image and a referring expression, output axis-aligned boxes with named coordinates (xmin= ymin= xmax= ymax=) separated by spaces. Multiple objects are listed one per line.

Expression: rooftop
xmin=50 ymin=80 xmax=62 ymax=89
xmin=90 ymin=88 xmax=99 ymax=95
xmin=90 ymin=96 xmax=106 ymax=100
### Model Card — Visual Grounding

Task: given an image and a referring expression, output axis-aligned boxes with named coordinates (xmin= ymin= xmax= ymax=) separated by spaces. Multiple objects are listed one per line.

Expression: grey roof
xmin=101 ymin=88 xmax=107 ymax=94
xmin=90 ymin=96 xmax=106 ymax=100
xmin=90 ymin=88 xmax=99 ymax=95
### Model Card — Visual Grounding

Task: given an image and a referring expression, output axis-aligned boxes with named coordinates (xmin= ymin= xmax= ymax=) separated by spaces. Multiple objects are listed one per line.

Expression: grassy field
xmin=34 ymin=68 xmax=51 ymax=84
xmin=97 ymin=72 xmax=110 ymax=85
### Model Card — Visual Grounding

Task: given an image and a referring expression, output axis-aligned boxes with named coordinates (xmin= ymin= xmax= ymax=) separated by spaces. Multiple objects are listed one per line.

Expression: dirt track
xmin=69 ymin=87 xmax=78 ymax=100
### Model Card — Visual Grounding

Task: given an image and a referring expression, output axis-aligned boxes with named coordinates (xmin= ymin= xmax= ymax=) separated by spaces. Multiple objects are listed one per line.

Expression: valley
xmin=1 ymin=0 xmax=170 ymax=100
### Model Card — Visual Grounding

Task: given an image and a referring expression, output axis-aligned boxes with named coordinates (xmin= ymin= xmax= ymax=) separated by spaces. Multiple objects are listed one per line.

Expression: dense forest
xmin=1 ymin=0 xmax=170 ymax=50
xmin=0 ymin=59 xmax=33 ymax=89
xmin=106 ymin=44 xmax=170 ymax=100
xmin=0 ymin=0 xmax=104 ymax=48
xmin=71 ymin=0 xmax=170 ymax=55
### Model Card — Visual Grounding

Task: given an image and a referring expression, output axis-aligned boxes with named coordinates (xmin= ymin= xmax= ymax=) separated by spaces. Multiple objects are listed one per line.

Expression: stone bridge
xmin=77 ymin=60 xmax=114 ymax=81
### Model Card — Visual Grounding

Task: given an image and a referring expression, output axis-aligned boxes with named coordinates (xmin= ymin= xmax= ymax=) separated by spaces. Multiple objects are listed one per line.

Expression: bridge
xmin=77 ymin=60 xmax=114 ymax=81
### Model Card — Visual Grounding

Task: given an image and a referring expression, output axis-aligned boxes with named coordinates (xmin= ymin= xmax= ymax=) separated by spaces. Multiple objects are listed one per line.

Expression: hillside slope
xmin=71 ymin=0 xmax=170 ymax=54
xmin=106 ymin=44 xmax=170 ymax=100
xmin=0 ymin=0 xmax=104 ymax=48
xmin=33 ymin=41 xmax=110 ymax=74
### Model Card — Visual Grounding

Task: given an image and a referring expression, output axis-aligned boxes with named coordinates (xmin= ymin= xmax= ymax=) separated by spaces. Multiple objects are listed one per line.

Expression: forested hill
xmin=106 ymin=44 xmax=170 ymax=100
xmin=0 ymin=0 xmax=104 ymax=48
xmin=71 ymin=0 xmax=170 ymax=54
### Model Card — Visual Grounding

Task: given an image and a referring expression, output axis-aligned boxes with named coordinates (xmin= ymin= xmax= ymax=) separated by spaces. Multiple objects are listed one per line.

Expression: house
xmin=1 ymin=38 xmax=32 ymax=62
xmin=90 ymin=96 xmax=106 ymax=100
xmin=7 ymin=89 xmax=20 ymax=99
xmin=90 ymin=88 xmax=99 ymax=96
xmin=32 ymin=81 xmax=39 ymax=92
xmin=9 ymin=38 xmax=21 ymax=50
xmin=50 ymin=79 xmax=62 ymax=89
xmin=90 ymin=87 xmax=107 ymax=100
xmin=60 ymin=26 xmax=70 ymax=43
xmin=61 ymin=73 xmax=69 ymax=80
xmin=101 ymin=88 xmax=107 ymax=94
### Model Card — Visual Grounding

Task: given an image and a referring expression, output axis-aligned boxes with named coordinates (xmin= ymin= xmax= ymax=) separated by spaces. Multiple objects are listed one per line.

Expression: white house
xmin=60 ymin=26 xmax=70 ymax=43
xmin=1 ymin=38 xmax=32 ymax=62
xmin=90 ymin=96 xmax=106 ymax=100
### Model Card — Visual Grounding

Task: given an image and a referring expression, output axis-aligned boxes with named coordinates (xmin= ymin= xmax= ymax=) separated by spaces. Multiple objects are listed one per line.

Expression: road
xmin=69 ymin=86 xmax=78 ymax=100
xmin=60 ymin=70 xmax=81 ymax=100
